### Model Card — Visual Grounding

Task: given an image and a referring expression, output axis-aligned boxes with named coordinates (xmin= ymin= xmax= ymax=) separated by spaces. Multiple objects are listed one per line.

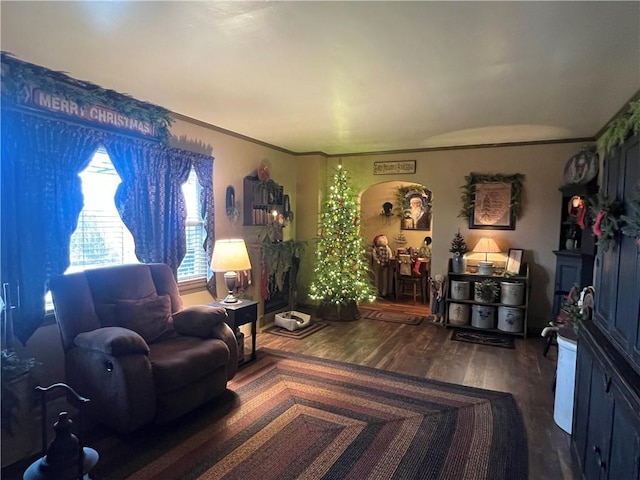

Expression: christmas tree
xmin=449 ymin=230 xmax=468 ymax=255
xmin=309 ymin=164 xmax=377 ymax=314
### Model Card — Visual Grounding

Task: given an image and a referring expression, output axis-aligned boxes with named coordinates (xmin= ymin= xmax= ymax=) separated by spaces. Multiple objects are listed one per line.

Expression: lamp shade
xmin=210 ymin=239 xmax=252 ymax=272
xmin=472 ymin=237 xmax=501 ymax=254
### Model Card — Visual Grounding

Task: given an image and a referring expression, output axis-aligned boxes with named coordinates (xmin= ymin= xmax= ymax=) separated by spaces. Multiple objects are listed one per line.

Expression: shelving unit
xmin=243 ymin=175 xmax=285 ymax=226
xmin=445 ymin=258 xmax=530 ymax=338
xmin=552 ymin=181 xmax=597 ymax=317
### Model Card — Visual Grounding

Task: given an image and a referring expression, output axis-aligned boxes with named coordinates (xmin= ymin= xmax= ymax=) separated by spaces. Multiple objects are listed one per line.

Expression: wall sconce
xmin=568 ymin=195 xmax=587 ymax=229
xmin=473 ymin=237 xmax=501 ymax=275
xmin=210 ymin=239 xmax=252 ymax=303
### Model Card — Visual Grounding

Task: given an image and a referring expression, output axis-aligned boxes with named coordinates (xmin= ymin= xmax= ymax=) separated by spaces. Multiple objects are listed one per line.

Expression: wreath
xmin=458 ymin=173 xmax=525 ymax=220
xmin=395 ymin=185 xmax=432 ymax=218
xmin=621 ymin=183 xmax=640 ymax=246
xmin=588 ymin=193 xmax=623 ymax=253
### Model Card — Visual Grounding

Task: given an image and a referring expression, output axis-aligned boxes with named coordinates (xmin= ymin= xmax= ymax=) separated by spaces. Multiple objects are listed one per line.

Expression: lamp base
xmin=221 ymin=293 xmax=241 ymax=304
xmin=222 ymin=271 xmax=239 ymax=303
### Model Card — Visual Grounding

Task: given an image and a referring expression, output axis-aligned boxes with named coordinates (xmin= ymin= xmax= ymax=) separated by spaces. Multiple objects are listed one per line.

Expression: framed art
xmin=400 ymin=188 xmax=432 ymax=231
xmin=505 ymin=248 xmax=523 ymax=275
xmin=471 ymin=181 xmax=514 ymax=229
xmin=460 ymin=173 xmax=524 ymax=230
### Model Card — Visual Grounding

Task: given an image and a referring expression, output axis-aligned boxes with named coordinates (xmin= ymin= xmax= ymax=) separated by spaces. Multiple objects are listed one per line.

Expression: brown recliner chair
xmin=49 ymin=263 xmax=238 ymax=434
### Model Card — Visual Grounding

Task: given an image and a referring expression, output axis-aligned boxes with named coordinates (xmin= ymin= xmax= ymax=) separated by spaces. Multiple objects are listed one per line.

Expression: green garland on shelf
xmin=588 ymin=193 xmax=623 ymax=253
xmin=1 ymin=52 xmax=173 ymax=140
xmin=597 ymin=99 xmax=640 ymax=159
xmin=458 ymin=173 xmax=525 ymax=220
xmin=395 ymin=184 xmax=432 ymax=218
xmin=621 ymin=183 xmax=640 ymax=245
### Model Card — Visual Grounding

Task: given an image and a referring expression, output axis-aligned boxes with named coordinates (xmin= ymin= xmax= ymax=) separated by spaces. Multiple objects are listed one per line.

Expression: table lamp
xmin=210 ymin=239 xmax=252 ymax=303
xmin=473 ymin=237 xmax=501 ymax=275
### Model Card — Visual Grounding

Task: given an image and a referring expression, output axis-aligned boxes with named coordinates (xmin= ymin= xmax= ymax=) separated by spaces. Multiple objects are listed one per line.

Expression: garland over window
xmin=459 ymin=173 xmax=525 ymax=220
xmin=1 ymin=52 xmax=173 ymax=141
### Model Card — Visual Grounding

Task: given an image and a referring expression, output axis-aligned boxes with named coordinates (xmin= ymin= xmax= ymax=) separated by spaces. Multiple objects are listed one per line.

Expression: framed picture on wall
xmin=400 ymin=188 xmax=432 ymax=231
xmin=460 ymin=173 xmax=524 ymax=231
xmin=470 ymin=181 xmax=515 ymax=230
xmin=505 ymin=248 xmax=523 ymax=275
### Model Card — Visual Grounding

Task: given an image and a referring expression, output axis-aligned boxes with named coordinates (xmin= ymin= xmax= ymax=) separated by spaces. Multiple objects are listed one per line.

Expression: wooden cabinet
xmin=445 ymin=259 xmax=530 ymax=338
xmin=572 ymin=131 xmax=640 ymax=479
xmin=592 ymin=133 xmax=640 ymax=374
xmin=552 ymin=251 xmax=595 ymax=318
xmin=572 ymin=322 xmax=640 ymax=480
xmin=552 ymin=181 xmax=597 ymax=318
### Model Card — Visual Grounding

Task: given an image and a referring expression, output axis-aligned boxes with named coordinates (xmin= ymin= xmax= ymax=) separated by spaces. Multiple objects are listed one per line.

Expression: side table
xmin=210 ymin=299 xmax=258 ymax=366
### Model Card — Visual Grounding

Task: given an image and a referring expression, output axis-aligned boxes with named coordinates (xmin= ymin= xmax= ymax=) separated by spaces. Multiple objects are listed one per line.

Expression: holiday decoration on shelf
xmin=588 ymin=193 xmax=623 ymax=253
xmin=621 ymin=183 xmax=640 ymax=246
xmin=309 ymin=164 xmax=377 ymax=311
xmin=449 ymin=230 xmax=468 ymax=256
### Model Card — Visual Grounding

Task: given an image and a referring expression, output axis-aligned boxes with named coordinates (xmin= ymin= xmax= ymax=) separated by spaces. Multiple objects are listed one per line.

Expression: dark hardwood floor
xmin=259 ymin=299 xmax=577 ymax=480
xmin=2 ymin=299 xmax=576 ymax=480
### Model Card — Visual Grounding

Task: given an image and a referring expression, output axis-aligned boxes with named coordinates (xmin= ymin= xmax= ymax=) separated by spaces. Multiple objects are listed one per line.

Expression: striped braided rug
xmin=93 ymin=349 xmax=527 ymax=480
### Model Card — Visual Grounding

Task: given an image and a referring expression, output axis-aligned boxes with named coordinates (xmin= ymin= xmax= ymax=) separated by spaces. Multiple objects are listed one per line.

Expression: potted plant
xmin=449 ymin=231 xmax=468 ymax=273
xmin=474 ymin=279 xmax=499 ymax=303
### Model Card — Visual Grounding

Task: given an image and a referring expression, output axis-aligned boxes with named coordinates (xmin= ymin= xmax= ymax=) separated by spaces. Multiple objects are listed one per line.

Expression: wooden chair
xmin=396 ymin=255 xmax=427 ymax=305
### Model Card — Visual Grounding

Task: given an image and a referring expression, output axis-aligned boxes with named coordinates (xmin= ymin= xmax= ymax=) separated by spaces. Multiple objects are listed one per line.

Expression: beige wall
xmin=301 ymin=141 xmax=589 ymax=328
xmin=15 ymin=116 xmax=590 ymax=388
xmin=169 ymin=118 xmax=300 ymax=321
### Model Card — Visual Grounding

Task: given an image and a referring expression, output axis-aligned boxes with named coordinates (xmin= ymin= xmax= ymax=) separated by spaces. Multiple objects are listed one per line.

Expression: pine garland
xmin=588 ymin=193 xmax=623 ymax=253
xmin=1 ymin=52 xmax=173 ymax=140
xmin=459 ymin=173 xmax=525 ymax=220
xmin=597 ymin=99 xmax=640 ymax=159
xmin=621 ymin=183 xmax=640 ymax=245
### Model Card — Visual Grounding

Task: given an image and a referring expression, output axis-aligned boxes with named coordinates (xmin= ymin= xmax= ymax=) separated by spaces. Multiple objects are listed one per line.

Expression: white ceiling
xmin=1 ymin=1 xmax=639 ymax=155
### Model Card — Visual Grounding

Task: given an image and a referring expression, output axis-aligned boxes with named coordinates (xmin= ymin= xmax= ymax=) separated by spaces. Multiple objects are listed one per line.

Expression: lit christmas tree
xmin=310 ymin=164 xmax=376 ymax=319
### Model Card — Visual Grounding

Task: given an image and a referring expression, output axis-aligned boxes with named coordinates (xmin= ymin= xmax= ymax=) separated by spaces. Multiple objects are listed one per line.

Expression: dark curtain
xmin=188 ymin=153 xmax=216 ymax=295
xmin=1 ymin=110 xmax=101 ymax=345
xmin=106 ymin=139 xmax=192 ymax=276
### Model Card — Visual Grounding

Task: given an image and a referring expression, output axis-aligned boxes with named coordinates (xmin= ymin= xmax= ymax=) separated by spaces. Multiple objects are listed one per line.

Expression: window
xmin=177 ymin=168 xmax=208 ymax=281
xmin=65 ymin=148 xmax=207 ymax=279
xmin=67 ymin=148 xmax=138 ymax=273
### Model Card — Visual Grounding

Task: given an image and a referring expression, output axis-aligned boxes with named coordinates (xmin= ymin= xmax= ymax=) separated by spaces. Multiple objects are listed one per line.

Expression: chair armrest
xmin=74 ymin=327 xmax=150 ymax=356
xmin=173 ymin=305 xmax=238 ymax=380
xmin=172 ymin=305 xmax=228 ymax=338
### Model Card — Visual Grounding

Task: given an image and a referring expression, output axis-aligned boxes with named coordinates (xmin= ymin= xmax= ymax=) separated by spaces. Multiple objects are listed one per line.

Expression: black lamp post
xmin=23 ymin=383 xmax=98 ymax=480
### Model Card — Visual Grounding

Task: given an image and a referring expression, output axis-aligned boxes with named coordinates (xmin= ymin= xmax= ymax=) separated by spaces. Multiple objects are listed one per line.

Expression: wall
xmin=295 ymin=141 xmax=588 ymax=329
xmin=169 ymin=117 xmax=300 ymax=324
xmin=13 ymin=115 xmax=587 ymax=389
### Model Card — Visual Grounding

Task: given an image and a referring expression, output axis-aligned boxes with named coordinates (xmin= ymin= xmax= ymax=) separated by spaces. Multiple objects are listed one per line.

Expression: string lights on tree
xmin=309 ymin=164 xmax=376 ymax=319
